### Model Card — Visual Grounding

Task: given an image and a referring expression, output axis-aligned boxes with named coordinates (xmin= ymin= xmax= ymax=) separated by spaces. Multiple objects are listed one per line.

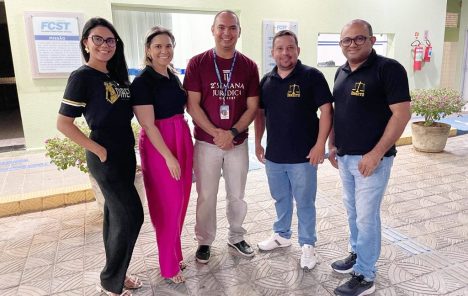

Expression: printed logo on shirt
xmin=210 ymin=71 xmax=245 ymax=101
xmin=223 ymin=70 xmax=230 ymax=81
xmin=287 ymin=84 xmax=301 ymax=98
xmin=104 ymin=82 xmax=130 ymax=104
xmin=351 ymin=81 xmax=366 ymax=97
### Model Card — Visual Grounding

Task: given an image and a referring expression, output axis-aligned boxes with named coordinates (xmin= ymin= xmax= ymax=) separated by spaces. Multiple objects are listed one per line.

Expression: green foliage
xmin=411 ymin=88 xmax=465 ymax=127
xmin=45 ymin=121 xmax=140 ymax=173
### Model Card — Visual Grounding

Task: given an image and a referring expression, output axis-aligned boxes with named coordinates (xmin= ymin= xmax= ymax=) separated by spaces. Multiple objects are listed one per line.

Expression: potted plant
xmin=411 ymin=88 xmax=465 ymax=152
xmin=45 ymin=122 xmax=146 ymax=210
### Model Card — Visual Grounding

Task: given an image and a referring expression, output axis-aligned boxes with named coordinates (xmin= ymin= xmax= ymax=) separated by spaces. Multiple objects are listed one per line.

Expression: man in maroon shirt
xmin=184 ymin=10 xmax=259 ymax=263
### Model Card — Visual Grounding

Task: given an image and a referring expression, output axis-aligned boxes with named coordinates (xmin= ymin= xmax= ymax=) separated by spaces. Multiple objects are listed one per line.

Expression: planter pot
xmin=411 ymin=121 xmax=451 ymax=153
xmin=89 ymin=170 xmax=146 ymax=212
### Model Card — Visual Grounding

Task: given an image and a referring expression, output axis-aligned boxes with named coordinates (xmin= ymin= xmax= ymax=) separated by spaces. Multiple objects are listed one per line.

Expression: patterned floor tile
xmin=184 ymin=273 xmax=223 ymax=295
xmin=223 ymin=283 xmax=261 ymax=296
xmin=17 ymin=279 xmax=51 ymax=296
xmin=0 ymin=257 xmax=26 ymax=274
xmin=84 ymin=254 xmax=106 ymax=271
xmin=50 ymin=272 xmax=83 ymax=294
xmin=24 ymin=251 xmax=55 ymax=271
xmin=289 ymin=284 xmax=332 ymax=296
xmin=1 ymin=245 xmax=30 ymax=260
xmin=21 ymin=265 xmax=53 ymax=283
xmin=416 ymin=269 xmax=468 ymax=295
xmin=0 ymin=271 xmax=22 ymax=290
xmin=2 ymin=135 xmax=468 ymax=295
xmin=378 ymin=262 xmax=416 ymax=285
xmin=54 ymin=258 xmax=84 ymax=278
xmin=0 ymin=287 xmax=18 ymax=296
xmin=446 ymin=286 xmax=468 ymax=296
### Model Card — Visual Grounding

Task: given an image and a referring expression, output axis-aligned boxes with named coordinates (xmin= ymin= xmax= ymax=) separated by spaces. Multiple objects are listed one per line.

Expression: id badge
xmin=220 ymin=104 xmax=229 ymax=120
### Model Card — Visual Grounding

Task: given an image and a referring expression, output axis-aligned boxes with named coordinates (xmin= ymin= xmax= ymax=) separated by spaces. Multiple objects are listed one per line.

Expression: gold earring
xmin=85 ymin=47 xmax=89 ymax=53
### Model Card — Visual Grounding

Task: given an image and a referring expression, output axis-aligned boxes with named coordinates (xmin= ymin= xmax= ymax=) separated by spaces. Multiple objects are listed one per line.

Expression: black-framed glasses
xmin=339 ymin=35 xmax=369 ymax=47
xmin=88 ymin=35 xmax=117 ymax=47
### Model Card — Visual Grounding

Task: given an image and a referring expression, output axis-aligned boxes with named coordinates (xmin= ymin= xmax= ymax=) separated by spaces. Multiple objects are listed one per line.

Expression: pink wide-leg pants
xmin=139 ymin=114 xmax=193 ymax=278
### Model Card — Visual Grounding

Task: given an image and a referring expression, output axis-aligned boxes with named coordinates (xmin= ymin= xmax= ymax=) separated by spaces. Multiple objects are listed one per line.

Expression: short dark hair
xmin=212 ymin=10 xmax=240 ymax=27
xmin=81 ymin=17 xmax=129 ymax=85
xmin=144 ymin=26 xmax=176 ymax=66
xmin=344 ymin=19 xmax=374 ymax=36
xmin=272 ymin=30 xmax=298 ymax=48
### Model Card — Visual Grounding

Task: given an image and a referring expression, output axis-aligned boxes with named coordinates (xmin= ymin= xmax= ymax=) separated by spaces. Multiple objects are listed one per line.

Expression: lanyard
xmin=213 ymin=49 xmax=237 ymax=105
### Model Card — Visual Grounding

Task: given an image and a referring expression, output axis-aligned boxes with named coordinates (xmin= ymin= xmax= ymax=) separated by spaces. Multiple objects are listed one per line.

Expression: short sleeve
xmin=381 ymin=60 xmax=411 ymax=105
xmin=130 ymin=76 xmax=153 ymax=106
xmin=183 ymin=57 xmax=202 ymax=92
xmin=59 ymin=70 xmax=87 ymax=118
xmin=310 ymin=70 xmax=333 ymax=108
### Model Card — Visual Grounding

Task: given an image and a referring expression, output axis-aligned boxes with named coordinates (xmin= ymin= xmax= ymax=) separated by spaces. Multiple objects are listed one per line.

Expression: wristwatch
xmin=229 ymin=127 xmax=239 ymax=137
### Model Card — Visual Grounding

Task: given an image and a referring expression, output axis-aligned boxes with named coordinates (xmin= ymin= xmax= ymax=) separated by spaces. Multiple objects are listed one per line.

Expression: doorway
xmin=0 ymin=1 xmax=25 ymax=151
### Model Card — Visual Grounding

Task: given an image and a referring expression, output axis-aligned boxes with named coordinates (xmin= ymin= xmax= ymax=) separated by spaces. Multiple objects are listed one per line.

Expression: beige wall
xmin=4 ymin=0 xmax=450 ymax=149
xmin=4 ymin=0 xmax=112 ymax=149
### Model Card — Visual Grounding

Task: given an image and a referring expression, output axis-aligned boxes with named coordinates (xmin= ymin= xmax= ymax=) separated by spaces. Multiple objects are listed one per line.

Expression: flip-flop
xmin=96 ymin=283 xmax=132 ymax=296
xmin=124 ymin=275 xmax=143 ymax=289
xmin=179 ymin=261 xmax=187 ymax=270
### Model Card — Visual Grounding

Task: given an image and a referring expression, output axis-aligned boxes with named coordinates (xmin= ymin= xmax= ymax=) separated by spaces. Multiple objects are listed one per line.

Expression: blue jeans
xmin=337 ymin=155 xmax=394 ymax=281
xmin=265 ymin=160 xmax=317 ymax=246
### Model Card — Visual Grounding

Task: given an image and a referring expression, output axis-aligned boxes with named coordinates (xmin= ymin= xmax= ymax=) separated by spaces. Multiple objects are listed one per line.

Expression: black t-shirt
xmin=130 ymin=66 xmax=186 ymax=119
xmin=59 ymin=65 xmax=133 ymax=130
xmin=260 ymin=60 xmax=333 ymax=163
xmin=332 ymin=50 xmax=410 ymax=156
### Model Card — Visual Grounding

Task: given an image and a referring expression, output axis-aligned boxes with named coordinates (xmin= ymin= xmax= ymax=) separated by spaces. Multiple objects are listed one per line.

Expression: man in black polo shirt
xmin=328 ymin=19 xmax=411 ymax=296
xmin=254 ymin=30 xmax=333 ymax=270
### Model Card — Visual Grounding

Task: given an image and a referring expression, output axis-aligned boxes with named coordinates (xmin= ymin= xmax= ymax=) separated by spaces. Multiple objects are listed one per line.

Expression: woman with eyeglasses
xmin=130 ymin=26 xmax=193 ymax=284
xmin=56 ymin=17 xmax=144 ymax=296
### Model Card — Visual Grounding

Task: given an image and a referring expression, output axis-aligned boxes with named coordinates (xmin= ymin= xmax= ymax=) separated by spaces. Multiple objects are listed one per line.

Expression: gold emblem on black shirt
xmin=351 ymin=81 xmax=365 ymax=97
xmin=104 ymin=82 xmax=118 ymax=104
xmin=287 ymin=84 xmax=301 ymax=98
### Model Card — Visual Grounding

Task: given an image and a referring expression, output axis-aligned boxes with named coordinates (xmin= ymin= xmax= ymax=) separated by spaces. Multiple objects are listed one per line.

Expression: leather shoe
xmin=195 ymin=245 xmax=211 ymax=264
xmin=228 ymin=240 xmax=255 ymax=257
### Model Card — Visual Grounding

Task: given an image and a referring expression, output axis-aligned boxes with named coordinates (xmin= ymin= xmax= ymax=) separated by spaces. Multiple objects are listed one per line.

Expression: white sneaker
xmin=300 ymin=244 xmax=317 ymax=270
xmin=257 ymin=233 xmax=292 ymax=251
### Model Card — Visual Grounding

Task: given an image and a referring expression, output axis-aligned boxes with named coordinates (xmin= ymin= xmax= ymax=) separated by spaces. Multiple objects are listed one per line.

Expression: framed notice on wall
xmin=262 ymin=20 xmax=298 ymax=75
xmin=24 ymin=12 xmax=84 ymax=78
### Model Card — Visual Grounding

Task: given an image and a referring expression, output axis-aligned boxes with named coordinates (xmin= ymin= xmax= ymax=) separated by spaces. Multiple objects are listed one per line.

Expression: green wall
xmin=5 ymin=0 xmax=450 ymax=149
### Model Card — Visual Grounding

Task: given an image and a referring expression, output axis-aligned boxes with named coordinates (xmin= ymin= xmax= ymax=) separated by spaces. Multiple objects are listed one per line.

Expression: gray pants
xmin=193 ymin=140 xmax=248 ymax=245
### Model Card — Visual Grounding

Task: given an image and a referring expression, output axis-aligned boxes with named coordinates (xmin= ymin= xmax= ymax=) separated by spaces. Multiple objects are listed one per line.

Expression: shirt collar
xmin=341 ymin=49 xmax=377 ymax=73
xmin=143 ymin=65 xmax=173 ymax=80
xmin=270 ymin=59 xmax=303 ymax=79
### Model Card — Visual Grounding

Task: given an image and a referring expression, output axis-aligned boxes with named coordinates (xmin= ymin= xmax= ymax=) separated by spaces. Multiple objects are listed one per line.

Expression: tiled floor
xmin=1 ymin=134 xmax=468 ymax=295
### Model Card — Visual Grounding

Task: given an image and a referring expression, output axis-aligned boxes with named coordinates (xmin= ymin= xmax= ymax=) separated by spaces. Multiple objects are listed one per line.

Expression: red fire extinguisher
xmin=424 ymin=40 xmax=432 ymax=62
xmin=412 ymin=41 xmax=423 ymax=71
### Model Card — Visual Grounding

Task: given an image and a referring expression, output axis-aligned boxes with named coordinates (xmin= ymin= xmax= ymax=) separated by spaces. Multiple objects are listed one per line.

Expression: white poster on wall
xmin=262 ymin=20 xmax=298 ymax=75
xmin=25 ymin=12 xmax=83 ymax=78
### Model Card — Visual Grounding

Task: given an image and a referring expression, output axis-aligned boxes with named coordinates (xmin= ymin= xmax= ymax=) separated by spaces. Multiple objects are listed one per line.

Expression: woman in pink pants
xmin=131 ymin=26 xmax=193 ymax=283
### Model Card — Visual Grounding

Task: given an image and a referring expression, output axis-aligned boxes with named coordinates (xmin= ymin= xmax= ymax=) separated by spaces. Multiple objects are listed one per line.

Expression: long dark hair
xmin=80 ymin=17 xmax=129 ymax=85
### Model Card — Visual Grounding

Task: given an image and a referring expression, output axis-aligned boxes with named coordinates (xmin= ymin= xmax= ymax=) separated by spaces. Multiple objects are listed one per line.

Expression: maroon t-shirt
xmin=183 ymin=49 xmax=260 ymax=145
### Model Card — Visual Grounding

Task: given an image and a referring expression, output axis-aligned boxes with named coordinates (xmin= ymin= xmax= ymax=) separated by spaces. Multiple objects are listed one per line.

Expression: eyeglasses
xmin=339 ymin=35 xmax=369 ymax=47
xmin=88 ymin=35 xmax=117 ymax=47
